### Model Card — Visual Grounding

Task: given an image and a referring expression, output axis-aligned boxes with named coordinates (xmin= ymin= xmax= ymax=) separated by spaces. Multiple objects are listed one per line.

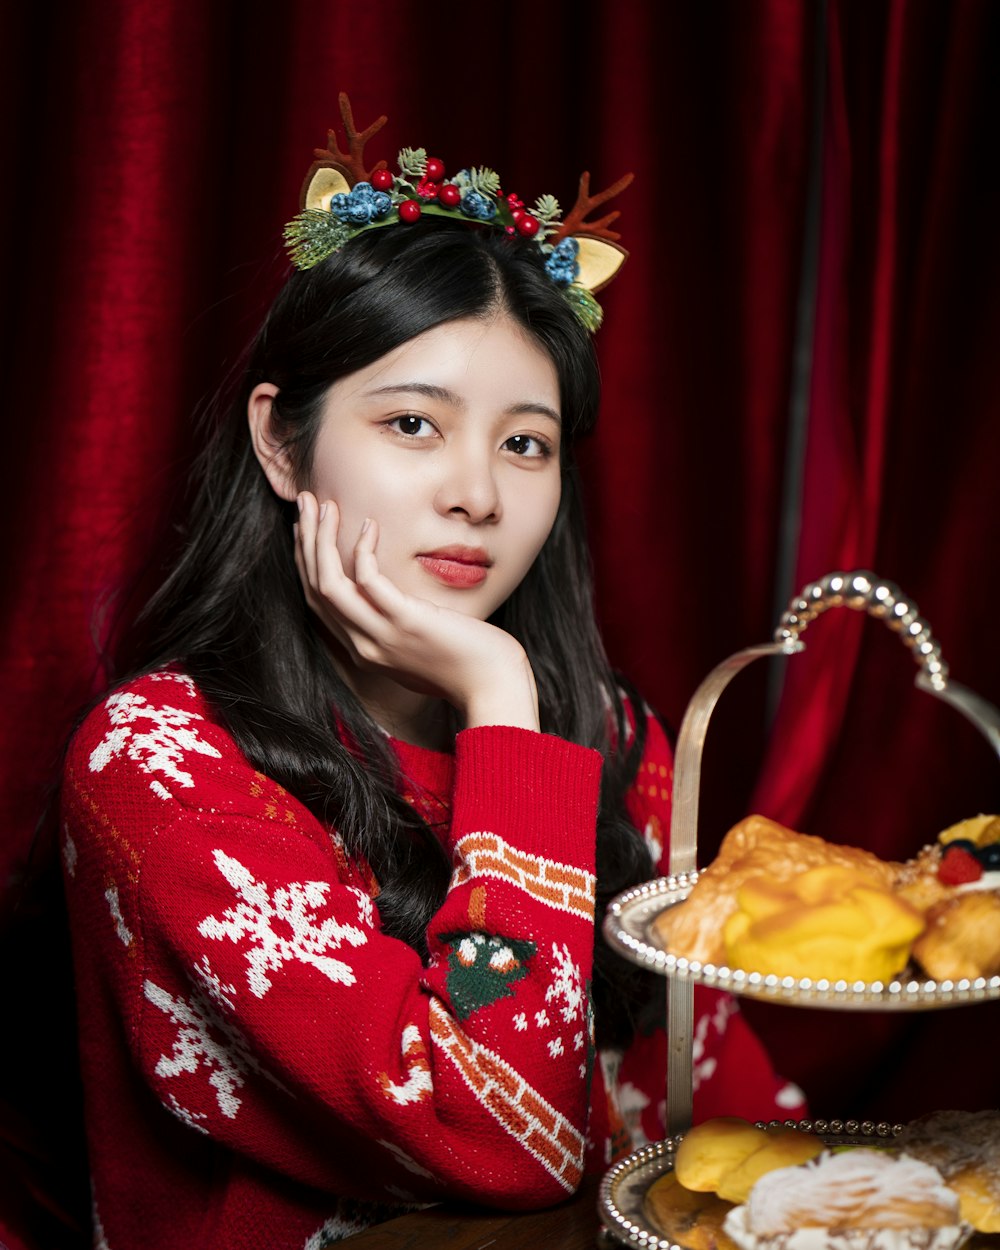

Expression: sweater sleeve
xmin=61 ymin=673 xmax=602 ymax=1209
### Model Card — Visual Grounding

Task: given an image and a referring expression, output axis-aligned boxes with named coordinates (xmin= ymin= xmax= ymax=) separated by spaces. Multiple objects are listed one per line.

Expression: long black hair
xmin=122 ymin=220 xmax=658 ymax=1047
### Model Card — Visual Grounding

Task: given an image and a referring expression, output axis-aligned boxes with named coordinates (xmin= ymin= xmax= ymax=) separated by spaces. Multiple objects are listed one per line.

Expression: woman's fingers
xmin=351 ymin=518 xmax=410 ymax=619
xmin=295 ymin=491 xmax=325 ymax=593
xmin=298 ymin=495 xmax=390 ymax=645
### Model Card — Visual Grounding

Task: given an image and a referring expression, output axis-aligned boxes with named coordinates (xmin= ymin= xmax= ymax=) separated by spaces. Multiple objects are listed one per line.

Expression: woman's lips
xmin=416 ymin=547 xmax=491 ymax=588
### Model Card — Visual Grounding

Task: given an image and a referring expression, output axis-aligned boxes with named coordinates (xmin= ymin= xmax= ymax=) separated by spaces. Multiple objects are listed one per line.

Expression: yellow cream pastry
xmin=937 ymin=814 xmax=1000 ymax=848
xmin=714 ymin=1126 xmax=825 ymax=1205
xmin=651 ymin=816 xmax=900 ymax=968
xmin=722 ymin=865 xmax=925 ymax=983
xmin=674 ymin=1118 xmax=771 ymax=1192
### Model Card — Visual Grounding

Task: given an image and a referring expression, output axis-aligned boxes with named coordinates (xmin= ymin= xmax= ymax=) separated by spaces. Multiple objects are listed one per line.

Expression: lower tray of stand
xmin=599 ymin=1121 xmax=900 ymax=1249
xmin=603 ymin=875 xmax=1000 ymax=1010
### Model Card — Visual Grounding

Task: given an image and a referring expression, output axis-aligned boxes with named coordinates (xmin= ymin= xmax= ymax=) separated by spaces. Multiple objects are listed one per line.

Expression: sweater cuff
xmin=448 ymin=726 xmax=602 ymax=867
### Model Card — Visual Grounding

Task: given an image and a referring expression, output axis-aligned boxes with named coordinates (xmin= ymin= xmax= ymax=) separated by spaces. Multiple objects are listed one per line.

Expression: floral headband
xmin=284 ymin=94 xmax=633 ymax=332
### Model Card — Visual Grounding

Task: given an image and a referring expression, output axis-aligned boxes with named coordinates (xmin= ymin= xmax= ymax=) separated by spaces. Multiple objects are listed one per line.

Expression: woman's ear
xmin=248 ymin=382 xmax=298 ymax=502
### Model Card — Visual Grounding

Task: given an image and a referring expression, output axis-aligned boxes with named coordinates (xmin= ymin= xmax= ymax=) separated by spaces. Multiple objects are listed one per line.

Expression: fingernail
xmin=319 ymin=502 xmax=328 ymax=521
xmin=361 ymin=517 xmax=371 ymax=535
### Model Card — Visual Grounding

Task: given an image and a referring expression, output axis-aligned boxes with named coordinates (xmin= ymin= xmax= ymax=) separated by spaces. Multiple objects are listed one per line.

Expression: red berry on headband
xmin=511 ymin=208 xmax=524 ymax=222
xmin=425 ymin=157 xmax=445 ymax=182
xmin=515 ymin=213 xmax=539 ymax=237
xmin=370 ymin=168 xmax=394 ymax=191
xmin=398 ymin=200 xmax=422 ymax=223
xmin=938 ymin=845 xmax=984 ymax=885
xmin=439 ymin=183 xmax=461 ymax=208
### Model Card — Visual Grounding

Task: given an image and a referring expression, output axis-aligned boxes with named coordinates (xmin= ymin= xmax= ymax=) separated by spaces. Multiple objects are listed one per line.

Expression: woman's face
xmin=261 ymin=315 xmax=563 ymax=622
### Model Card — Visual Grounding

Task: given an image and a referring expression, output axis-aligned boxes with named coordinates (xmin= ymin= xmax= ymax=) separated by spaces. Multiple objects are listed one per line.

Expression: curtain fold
xmin=747 ymin=0 xmax=1000 ymax=1119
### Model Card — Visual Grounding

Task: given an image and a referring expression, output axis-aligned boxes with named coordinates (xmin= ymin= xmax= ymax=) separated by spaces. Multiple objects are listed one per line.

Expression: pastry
xmin=714 ymin=1126 xmax=825 ymax=1205
xmin=651 ymin=816 xmax=899 ymax=968
xmin=673 ymin=1117 xmax=824 ymax=1205
xmin=897 ymin=1110 xmax=1000 ymax=1232
xmin=644 ymin=1170 xmax=738 ymax=1250
xmin=912 ymin=891 xmax=1000 ymax=981
xmin=674 ymin=1117 xmax=771 ymax=1192
xmin=723 ymin=1149 xmax=969 ymax=1250
xmin=722 ymin=865 xmax=924 ymax=984
xmin=652 ymin=813 xmax=1000 ymax=984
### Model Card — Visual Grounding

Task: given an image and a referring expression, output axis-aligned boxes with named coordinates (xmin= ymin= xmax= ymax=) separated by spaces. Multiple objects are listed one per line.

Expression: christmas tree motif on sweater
xmin=197 ymin=850 xmax=371 ymax=997
xmin=88 ymin=690 xmax=222 ymax=799
xmin=440 ymin=931 xmax=536 ymax=1019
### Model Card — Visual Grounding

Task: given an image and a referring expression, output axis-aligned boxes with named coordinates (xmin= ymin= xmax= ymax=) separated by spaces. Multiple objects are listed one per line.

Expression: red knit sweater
xmin=61 ymin=671 xmax=803 ymax=1248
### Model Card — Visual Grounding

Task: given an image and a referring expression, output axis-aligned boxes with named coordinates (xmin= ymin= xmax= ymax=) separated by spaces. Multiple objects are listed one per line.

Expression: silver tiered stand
xmin=598 ymin=570 xmax=1000 ymax=1248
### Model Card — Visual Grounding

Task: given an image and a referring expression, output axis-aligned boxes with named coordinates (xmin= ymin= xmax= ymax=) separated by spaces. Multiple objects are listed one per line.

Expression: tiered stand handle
xmin=663 ymin=570 xmax=1000 ymax=1137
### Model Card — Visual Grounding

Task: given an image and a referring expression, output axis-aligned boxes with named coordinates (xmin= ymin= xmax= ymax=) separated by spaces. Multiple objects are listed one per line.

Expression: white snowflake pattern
xmin=93 ymin=1199 xmax=110 ymax=1250
xmin=545 ymin=943 xmax=585 ymax=1025
xmin=643 ymin=817 xmax=663 ymax=866
xmin=547 ymin=1038 xmax=564 ymax=1058
xmin=303 ymin=1212 xmax=372 ymax=1248
xmin=776 ymin=1081 xmax=807 ymax=1110
xmin=88 ymin=691 xmax=221 ymax=799
xmin=192 ymin=955 xmax=236 ymax=1012
xmin=198 ymin=851 xmax=370 ymax=998
xmin=105 ymin=883 xmax=133 ymax=947
xmin=691 ymin=994 xmax=736 ymax=1091
xmin=164 ymin=1092 xmax=209 ymax=1135
xmin=378 ymin=1138 xmax=439 ymax=1181
xmin=349 ymin=886 xmax=375 ymax=930
xmin=304 ymin=1195 xmax=425 ymax=1249
xmin=62 ymin=829 xmax=78 ymax=878
xmin=618 ymin=1080 xmax=651 ymax=1147
xmin=143 ymin=966 xmax=283 ymax=1122
xmin=534 ymin=1009 xmax=550 ymax=1027
xmin=149 ymin=671 xmax=198 ymax=699
xmin=513 ymin=1012 xmax=528 ymax=1032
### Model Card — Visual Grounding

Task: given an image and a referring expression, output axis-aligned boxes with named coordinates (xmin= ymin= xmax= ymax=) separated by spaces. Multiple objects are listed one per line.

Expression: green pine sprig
xmin=532 ymin=194 xmax=561 ymax=225
xmin=466 ymin=166 xmax=501 ymax=197
xmin=283 ymin=210 xmax=352 ymax=270
xmin=397 ymin=147 xmax=427 ymax=179
xmin=561 ymin=284 xmax=603 ymax=332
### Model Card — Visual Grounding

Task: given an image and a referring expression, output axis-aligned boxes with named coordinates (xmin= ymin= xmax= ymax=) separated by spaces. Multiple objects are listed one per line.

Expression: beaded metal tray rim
xmin=598 ymin=1119 xmax=904 ymax=1250
xmin=603 ymin=874 xmax=1000 ymax=1010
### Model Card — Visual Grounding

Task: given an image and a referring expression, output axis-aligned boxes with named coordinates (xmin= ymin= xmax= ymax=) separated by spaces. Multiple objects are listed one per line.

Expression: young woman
xmin=60 ymin=106 xmax=802 ymax=1248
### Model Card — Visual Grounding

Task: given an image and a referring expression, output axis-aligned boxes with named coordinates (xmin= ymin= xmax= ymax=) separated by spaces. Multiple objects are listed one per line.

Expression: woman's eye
xmin=504 ymin=434 xmax=552 ymax=458
xmin=388 ymin=415 xmax=433 ymax=437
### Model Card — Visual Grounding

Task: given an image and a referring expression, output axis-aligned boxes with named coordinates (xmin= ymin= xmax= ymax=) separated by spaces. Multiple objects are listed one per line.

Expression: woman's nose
xmin=434 ymin=446 xmax=501 ymax=523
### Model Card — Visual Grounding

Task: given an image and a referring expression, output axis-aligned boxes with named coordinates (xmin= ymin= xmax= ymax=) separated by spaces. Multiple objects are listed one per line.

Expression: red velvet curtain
xmin=2 ymin=2 xmax=998 ymax=1245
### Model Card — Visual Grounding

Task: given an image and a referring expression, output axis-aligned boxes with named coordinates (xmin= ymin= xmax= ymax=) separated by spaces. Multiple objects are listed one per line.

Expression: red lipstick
xmin=417 ymin=546 xmax=491 ymax=588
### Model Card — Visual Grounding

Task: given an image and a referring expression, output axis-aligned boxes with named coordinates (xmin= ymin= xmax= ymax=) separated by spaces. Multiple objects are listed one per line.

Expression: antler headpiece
xmin=284 ymin=94 xmax=633 ymax=332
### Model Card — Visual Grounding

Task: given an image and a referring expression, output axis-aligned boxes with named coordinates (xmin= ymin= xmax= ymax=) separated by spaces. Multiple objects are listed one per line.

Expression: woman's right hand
xmin=293 ymin=492 xmax=541 ymax=732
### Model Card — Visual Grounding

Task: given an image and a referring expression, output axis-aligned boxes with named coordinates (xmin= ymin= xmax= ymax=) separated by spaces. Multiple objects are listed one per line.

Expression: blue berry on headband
xmin=545 ymin=237 xmax=581 ymax=286
xmin=330 ymin=185 xmax=393 ymax=226
xmin=460 ymin=191 xmax=497 ymax=221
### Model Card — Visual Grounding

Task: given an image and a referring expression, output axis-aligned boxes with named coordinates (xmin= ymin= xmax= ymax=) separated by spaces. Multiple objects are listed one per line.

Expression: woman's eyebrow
xmin=364 ymin=383 xmax=561 ymax=424
xmin=365 ymin=382 xmax=457 ymax=404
